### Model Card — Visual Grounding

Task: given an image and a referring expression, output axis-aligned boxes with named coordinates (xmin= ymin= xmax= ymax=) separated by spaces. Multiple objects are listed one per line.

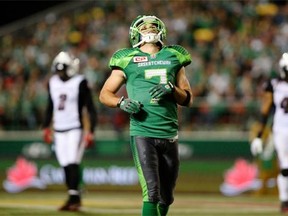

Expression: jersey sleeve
xmin=167 ymin=45 xmax=192 ymax=67
xmin=108 ymin=48 xmax=138 ymax=70
xmin=79 ymin=79 xmax=97 ymax=133
xmin=263 ymin=79 xmax=273 ymax=93
xmin=42 ymin=82 xmax=53 ymax=129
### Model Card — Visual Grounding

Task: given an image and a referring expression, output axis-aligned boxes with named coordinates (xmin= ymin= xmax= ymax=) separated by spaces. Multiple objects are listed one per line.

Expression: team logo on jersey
xmin=133 ymin=56 xmax=148 ymax=62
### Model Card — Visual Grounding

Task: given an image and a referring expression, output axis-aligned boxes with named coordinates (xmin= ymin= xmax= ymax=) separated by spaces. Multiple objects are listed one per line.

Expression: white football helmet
xmin=51 ymin=51 xmax=80 ymax=77
xmin=279 ymin=52 xmax=288 ymax=80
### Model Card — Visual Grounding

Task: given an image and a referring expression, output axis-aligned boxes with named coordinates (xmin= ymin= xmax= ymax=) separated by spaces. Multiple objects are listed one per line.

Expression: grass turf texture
xmin=0 ymin=158 xmax=280 ymax=215
xmin=0 ymin=158 xmax=263 ymax=193
xmin=0 ymin=191 xmax=280 ymax=216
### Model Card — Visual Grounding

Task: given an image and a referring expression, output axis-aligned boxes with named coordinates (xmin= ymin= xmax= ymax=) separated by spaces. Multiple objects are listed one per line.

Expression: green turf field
xmin=0 ymin=157 xmax=237 ymax=193
xmin=0 ymin=191 xmax=281 ymax=216
xmin=0 ymin=155 xmax=279 ymax=215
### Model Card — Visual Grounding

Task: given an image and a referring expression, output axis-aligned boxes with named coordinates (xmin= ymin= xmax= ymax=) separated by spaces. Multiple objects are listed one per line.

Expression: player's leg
xmin=274 ymin=131 xmax=288 ymax=213
xmin=158 ymin=138 xmax=179 ymax=216
xmin=254 ymin=132 xmax=278 ymax=195
xmin=130 ymin=136 xmax=160 ymax=216
xmin=67 ymin=129 xmax=84 ymax=191
xmin=54 ymin=129 xmax=83 ymax=211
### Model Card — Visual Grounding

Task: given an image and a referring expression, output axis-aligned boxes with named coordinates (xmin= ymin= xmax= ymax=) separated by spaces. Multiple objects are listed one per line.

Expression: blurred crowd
xmin=0 ymin=0 xmax=287 ymax=131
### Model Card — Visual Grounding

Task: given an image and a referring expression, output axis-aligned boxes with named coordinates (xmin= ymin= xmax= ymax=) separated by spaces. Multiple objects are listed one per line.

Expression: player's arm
xmin=99 ymin=69 xmax=142 ymax=114
xmin=99 ymin=69 xmax=126 ymax=107
xmin=250 ymin=87 xmax=273 ymax=156
xmin=148 ymin=67 xmax=193 ymax=107
xmin=174 ymin=66 xmax=193 ymax=107
xmin=80 ymin=79 xmax=97 ymax=133
xmin=79 ymin=79 xmax=97 ymax=148
xmin=42 ymin=84 xmax=53 ymax=144
xmin=42 ymin=84 xmax=53 ymax=128
xmin=255 ymin=91 xmax=273 ymax=138
xmin=149 ymin=45 xmax=192 ymax=106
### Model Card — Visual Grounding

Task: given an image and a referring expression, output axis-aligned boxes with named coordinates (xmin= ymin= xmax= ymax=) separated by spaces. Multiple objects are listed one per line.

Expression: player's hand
xmin=250 ymin=138 xmax=263 ymax=156
xmin=84 ymin=132 xmax=94 ymax=149
xmin=149 ymin=82 xmax=175 ymax=99
xmin=43 ymin=128 xmax=52 ymax=144
xmin=118 ymin=98 xmax=142 ymax=114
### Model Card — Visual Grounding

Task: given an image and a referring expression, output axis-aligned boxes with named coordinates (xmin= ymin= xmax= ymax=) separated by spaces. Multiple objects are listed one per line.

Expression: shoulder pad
xmin=166 ymin=45 xmax=191 ymax=66
xmin=109 ymin=48 xmax=138 ymax=70
xmin=112 ymin=48 xmax=136 ymax=59
xmin=167 ymin=45 xmax=190 ymax=55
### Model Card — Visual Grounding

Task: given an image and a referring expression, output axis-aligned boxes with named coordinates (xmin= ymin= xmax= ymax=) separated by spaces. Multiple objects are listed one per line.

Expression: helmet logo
xmin=56 ymin=63 xmax=66 ymax=71
xmin=51 ymin=51 xmax=80 ymax=78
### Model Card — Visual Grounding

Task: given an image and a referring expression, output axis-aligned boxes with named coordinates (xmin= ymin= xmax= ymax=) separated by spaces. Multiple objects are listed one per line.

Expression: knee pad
xmin=281 ymin=169 xmax=288 ymax=177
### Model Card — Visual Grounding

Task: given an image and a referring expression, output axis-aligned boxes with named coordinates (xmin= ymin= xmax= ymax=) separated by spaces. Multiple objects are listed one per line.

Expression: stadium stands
xmin=0 ymin=0 xmax=287 ymax=131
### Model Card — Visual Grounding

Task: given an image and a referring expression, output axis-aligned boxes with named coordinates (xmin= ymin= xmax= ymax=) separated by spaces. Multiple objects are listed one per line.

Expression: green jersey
xmin=109 ymin=45 xmax=191 ymax=138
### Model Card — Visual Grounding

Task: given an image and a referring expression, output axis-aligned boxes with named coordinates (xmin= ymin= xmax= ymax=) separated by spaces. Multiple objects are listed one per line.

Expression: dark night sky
xmin=0 ymin=1 xmax=68 ymax=27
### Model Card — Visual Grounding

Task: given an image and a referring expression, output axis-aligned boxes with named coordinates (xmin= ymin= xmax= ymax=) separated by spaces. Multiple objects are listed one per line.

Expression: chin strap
xmin=133 ymin=31 xmax=164 ymax=48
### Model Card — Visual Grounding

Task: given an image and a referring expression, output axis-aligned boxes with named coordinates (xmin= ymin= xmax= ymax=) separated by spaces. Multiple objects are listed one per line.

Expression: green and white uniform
xmin=109 ymin=45 xmax=191 ymax=138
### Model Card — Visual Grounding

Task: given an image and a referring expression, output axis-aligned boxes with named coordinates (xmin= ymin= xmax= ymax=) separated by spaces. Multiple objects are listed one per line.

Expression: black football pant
xmin=130 ymin=136 xmax=179 ymax=206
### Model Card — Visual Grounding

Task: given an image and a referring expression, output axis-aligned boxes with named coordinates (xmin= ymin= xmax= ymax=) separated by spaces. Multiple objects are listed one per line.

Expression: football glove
xmin=84 ymin=132 xmax=94 ymax=149
xmin=250 ymin=138 xmax=263 ymax=156
xmin=149 ymin=81 xmax=175 ymax=99
xmin=117 ymin=97 xmax=142 ymax=114
xmin=43 ymin=128 xmax=52 ymax=144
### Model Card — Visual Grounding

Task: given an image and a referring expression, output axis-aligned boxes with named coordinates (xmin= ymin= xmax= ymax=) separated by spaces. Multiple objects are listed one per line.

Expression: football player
xmin=42 ymin=51 xmax=97 ymax=211
xmin=99 ymin=15 xmax=193 ymax=216
xmin=251 ymin=52 xmax=288 ymax=213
